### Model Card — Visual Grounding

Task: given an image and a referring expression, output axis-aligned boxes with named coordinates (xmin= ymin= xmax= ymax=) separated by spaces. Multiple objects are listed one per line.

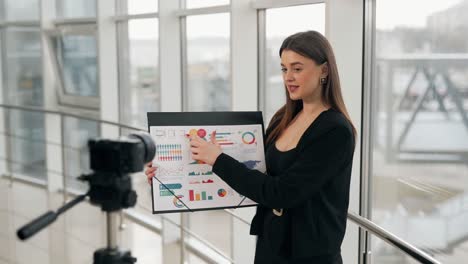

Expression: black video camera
xmin=89 ymin=133 xmax=156 ymax=174
xmin=80 ymin=132 xmax=156 ymax=212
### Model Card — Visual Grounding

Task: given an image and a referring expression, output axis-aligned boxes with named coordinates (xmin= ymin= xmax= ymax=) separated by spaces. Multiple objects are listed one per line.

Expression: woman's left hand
xmin=188 ymin=131 xmax=222 ymax=166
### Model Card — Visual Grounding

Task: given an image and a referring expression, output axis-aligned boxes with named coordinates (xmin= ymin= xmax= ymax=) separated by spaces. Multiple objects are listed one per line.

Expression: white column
xmin=159 ymin=0 xmax=182 ymax=112
xmin=326 ymin=0 xmax=363 ymax=263
xmin=0 ymin=28 xmax=6 ymax=177
xmin=231 ymin=1 xmax=259 ymax=263
xmin=40 ymin=1 xmax=68 ymax=263
xmin=40 ymin=0 xmax=63 ymax=193
xmin=97 ymin=0 xmax=119 ymax=138
xmin=231 ymin=0 xmax=258 ymax=111
xmin=159 ymin=1 xmax=184 ymax=262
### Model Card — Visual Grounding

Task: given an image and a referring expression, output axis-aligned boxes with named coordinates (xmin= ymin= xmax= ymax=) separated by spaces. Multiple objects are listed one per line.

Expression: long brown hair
xmin=266 ymin=31 xmax=356 ymax=144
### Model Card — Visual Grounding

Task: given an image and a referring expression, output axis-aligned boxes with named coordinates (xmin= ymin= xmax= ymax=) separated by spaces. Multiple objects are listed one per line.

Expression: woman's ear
xmin=321 ymin=62 xmax=329 ymax=78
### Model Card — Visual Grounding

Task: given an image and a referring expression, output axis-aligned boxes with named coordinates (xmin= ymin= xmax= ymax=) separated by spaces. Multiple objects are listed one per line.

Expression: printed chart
xmin=148 ymin=112 xmax=265 ymax=213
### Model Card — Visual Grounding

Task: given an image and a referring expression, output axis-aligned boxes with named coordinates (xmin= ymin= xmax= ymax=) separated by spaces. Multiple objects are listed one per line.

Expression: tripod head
xmin=16 ymin=132 xmax=156 ymax=264
xmin=81 ymin=132 xmax=155 ymax=212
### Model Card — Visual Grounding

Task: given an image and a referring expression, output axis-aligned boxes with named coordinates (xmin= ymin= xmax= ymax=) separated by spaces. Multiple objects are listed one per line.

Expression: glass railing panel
xmin=5 ymin=109 xmax=46 ymax=181
xmin=63 ymin=115 xmax=99 ymax=192
xmin=370 ymin=1 xmax=468 ymax=263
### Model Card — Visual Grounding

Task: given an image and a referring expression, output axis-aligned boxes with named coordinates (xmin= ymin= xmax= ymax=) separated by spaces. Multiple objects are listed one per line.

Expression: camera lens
xmin=129 ymin=132 xmax=156 ymax=163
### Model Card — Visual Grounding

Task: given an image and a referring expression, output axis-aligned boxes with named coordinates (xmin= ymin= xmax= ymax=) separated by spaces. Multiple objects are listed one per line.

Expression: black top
xmin=212 ymin=108 xmax=355 ymax=260
xmin=266 ymin=144 xmax=298 ymax=177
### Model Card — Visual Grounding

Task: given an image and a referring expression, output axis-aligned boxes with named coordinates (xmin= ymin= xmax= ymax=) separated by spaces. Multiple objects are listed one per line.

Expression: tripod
xmin=16 ymin=132 xmax=156 ymax=264
xmin=17 ymin=172 xmax=138 ymax=264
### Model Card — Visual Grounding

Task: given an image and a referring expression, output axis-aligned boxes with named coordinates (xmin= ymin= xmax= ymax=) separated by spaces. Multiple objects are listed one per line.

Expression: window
xmin=369 ymin=1 xmax=468 ymax=263
xmin=63 ymin=116 xmax=99 ymax=191
xmin=262 ymin=4 xmax=325 ymax=124
xmin=183 ymin=8 xmax=232 ymax=261
xmin=185 ymin=13 xmax=231 ymax=111
xmin=58 ymin=0 xmax=96 ymax=18
xmin=126 ymin=0 xmax=158 ymax=15
xmin=4 ymin=0 xmax=39 ymax=21
xmin=47 ymin=27 xmax=99 ymax=109
xmin=58 ymin=34 xmax=98 ymax=97
xmin=3 ymin=27 xmax=45 ymax=180
xmin=118 ymin=18 xmax=159 ymax=128
xmin=4 ymin=27 xmax=43 ymax=106
xmin=186 ymin=0 xmax=230 ymax=9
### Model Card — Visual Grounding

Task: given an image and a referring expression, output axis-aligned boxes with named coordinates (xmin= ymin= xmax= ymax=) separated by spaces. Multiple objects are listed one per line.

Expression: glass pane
xmin=57 ymin=34 xmax=98 ymax=97
xmin=119 ymin=19 xmax=159 ymax=128
xmin=63 ymin=117 xmax=99 ymax=191
xmin=186 ymin=0 xmax=229 ymax=9
xmin=5 ymin=0 xmax=39 ymax=21
xmin=188 ymin=210 xmax=232 ymax=257
xmin=8 ymin=110 xmax=46 ymax=180
xmin=5 ymin=27 xmax=43 ymax=106
xmin=186 ymin=13 xmax=230 ymax=111
xmin=58 ymin=0 xmax=96 ymax=18
xmin=264 ymin=4 xmax=325 ymax=125
xmin=120 ymin=221 xmax=162 ymax=263
xmin=371 ymin=1 xmax=468 ymax=263
xmin=127 ymin=0 xmax=158 ymax=14
xmin=4 ymin=28 xmax=45 ymax=180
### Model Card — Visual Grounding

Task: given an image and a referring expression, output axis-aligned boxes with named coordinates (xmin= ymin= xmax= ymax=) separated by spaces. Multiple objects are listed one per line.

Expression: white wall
xmin=326 ymin=0 xmax=363 ymax=263
xmin=0 ymin=28 xmax=5 ymax=177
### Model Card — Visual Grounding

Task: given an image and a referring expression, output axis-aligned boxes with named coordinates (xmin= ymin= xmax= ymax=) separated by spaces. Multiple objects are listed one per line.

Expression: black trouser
xmin=254 ymin=236 xmax=343 ymax=264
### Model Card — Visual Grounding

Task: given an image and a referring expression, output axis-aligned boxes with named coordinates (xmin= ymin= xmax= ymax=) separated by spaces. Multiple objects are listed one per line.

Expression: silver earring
xmin=320 ymin=77 xmax=327 ymax=85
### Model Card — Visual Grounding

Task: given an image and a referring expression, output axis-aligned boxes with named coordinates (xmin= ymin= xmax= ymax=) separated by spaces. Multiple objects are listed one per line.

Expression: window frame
xmin=254 ymin=0 xmax=326 ymax=122
xmin=113 ymin=1 xmax=161 ymax=128
xmin=44 ymin=25 xmax=100 ymax=110
xmin=178 ymin=3 xmax=232 ymax=111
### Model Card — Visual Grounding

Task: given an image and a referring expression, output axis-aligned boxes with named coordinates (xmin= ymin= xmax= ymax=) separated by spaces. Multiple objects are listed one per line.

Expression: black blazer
xmin=212 ymin=109 xmax=355 ymax=260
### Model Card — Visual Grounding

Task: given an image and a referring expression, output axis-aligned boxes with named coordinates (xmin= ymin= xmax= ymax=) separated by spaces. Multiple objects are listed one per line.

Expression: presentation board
xmin=147 ymin=112 xmax=265 ymax=213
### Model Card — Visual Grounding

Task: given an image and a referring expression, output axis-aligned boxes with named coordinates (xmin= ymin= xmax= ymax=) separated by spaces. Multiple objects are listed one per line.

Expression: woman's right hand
xmin=145 ymin=162 xmax=158 ymax=185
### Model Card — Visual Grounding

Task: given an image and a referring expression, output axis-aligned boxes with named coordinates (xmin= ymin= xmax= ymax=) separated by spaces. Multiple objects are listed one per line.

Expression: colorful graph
xmin=189 ymin=190 xmax=213 ymax=201
xmin=156 ymin=144 xmax=183 ymax=161
xmin=217 ymin=189 xmax=227 ymax=197
xmin=242 ymin=131 xmax=256 ymax=144
xmin=214 ymin=132 xmax=235 ymax=146
xmin=173 ymin=195 xmax=184 ymax=208
xmin=202 ymin=179 xmax=214 ymax=184
xmin=188 ymin=170 xmax=213 ymax=176
xmin=159 ymin=183 xmax=182 ymax=197
xmin=188 ymin=128 xmax=207 ymax=138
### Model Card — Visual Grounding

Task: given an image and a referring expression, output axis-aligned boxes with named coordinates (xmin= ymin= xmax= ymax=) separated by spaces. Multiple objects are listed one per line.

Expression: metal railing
xmin=348 ymin=211 xmax=441 ymax=264
xmin=0 ymin=103 xmax=443 ymax=264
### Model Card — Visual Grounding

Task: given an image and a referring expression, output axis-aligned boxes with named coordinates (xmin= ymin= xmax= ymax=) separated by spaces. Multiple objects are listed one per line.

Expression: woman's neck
xmin=301 ymin=101 xmax=328 ymax=116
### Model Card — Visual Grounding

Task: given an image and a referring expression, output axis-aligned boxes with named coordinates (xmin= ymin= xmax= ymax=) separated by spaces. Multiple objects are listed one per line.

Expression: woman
xmin=146 ymin=31 xmax=356 ymax=264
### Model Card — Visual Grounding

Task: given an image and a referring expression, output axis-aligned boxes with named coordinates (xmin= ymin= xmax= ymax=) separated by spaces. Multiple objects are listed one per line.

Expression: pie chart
xmin=197 ymin=129 xmax=207 ymax=138
xmin=242 ymin=132 xmax=256 ymax=144
xmin=217 ymin=189 xmax=227 ymax=197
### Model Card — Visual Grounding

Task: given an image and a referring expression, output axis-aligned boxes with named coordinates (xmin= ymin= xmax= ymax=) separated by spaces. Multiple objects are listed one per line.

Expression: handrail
xmin=348 ymin=211 xmax=442 ymax=264
xmin=0 ymin=103 xmax=443 ymax=264
xmin=0 ymin=103 xmax=146 ymax=132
